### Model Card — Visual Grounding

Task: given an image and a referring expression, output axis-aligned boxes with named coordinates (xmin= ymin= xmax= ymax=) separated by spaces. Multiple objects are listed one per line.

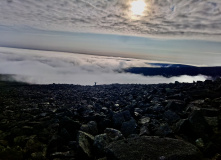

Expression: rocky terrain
xmin=0 ymin=79 xmax=221 ymax=160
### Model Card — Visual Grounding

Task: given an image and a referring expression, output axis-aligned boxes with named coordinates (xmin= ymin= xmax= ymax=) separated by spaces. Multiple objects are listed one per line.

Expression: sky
xmin=0 ymin=0 xmax=221 ymax=84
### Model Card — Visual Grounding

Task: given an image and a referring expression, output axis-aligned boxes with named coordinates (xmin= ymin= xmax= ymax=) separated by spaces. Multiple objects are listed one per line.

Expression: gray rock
xmin=59 ymin=128 xmax=71 ymax=142
xmin=154 ymin=123 xmax=173 ymax=137
xmin=50 ymin=151 xmax=75 ymax=159
xmin=93 ymin=134 xmax=108 ymax=156
xmin=200 ymin=108 xmax=220 ymax=117
xmin=0 ymin=146 xmax=23 ymax=160
xmin=112 ymin=112 xmax=125 ymax=129
xmin=31 ymin=152 xmax=46 ymax=160
xmin=139 ymin=124 xmax=151 ymax=136
xmin=164 ymin=110 xmax=180 ymax=124
xmin=25 ymin=136 xmax=44 ymax=153
xmin=46 ymin=135 xmax=64 ymax=156
xmin=195 ymin=138 xmax=204 ymax=148
xmin=188 ymin=110 xmax=213 ymax=137
xmin=166 ymin=100 xmax=186 ymax=113
xmin=138 ymin=116 xmax=150 ymax=125
xmin=120 ymin=118 xmax=137 ymax=137
xmin=104 ymin=128 xmax=124 ymax=141
xmin=204 ymin=117 xmax=219 ymax=128
xmin=80 ymin=121 xmax=98 ymax=136
xmin=105 ymin=136 xmax=203 ymax=160
xmin=77 ymin=131 xmax=94 ymax=158
xmin=122 ymin=110 xmax=132 ymax=121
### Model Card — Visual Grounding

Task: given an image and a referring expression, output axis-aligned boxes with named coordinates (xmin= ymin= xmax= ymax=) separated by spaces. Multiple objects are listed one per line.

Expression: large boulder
xmin=77 ymin=131 xmax=94 ymax=159
xmin=105 ymin=136 xmax=202 ymax=160
xmin=165 ymin=100 xmax=186 ymax=113
xmin=120 ymin=118 xmax=137 ymax=137
xmin=164 ymin=110 xmax=180 ymax=124
xmin=188 ymin=110 xmax=213 ymax=138
xmin=93 ymin=134 xmax=109 ymax=157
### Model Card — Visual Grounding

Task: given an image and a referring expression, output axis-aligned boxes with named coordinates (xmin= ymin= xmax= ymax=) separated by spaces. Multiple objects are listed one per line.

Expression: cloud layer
xmin=0 ymin=47 xmax=208 ymax=85
xmin=0 ymin=0 xmax=221 ymax=38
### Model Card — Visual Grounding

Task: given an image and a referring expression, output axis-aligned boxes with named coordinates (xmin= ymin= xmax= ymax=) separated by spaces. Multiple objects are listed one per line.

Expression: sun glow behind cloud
xmin=130 ymin=0 xmax=147 ymax=16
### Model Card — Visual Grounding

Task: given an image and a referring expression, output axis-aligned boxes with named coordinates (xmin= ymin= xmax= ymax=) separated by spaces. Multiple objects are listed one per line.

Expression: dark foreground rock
xmin=106 ymin=136 xmax=202 ymax=160
xmin=0 ymin=78 xmax=221 ymax=159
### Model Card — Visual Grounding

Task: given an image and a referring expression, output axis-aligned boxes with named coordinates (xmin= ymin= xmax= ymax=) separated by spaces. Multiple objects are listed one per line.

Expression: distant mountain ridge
xmin=125 ymin=64 xmax=221 ymax=78
xmin=148 ymin=63 xmax=196 ymax=68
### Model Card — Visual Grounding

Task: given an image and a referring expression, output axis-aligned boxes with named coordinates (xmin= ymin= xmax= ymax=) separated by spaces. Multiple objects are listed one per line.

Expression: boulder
xmin=105 ymin=136 xmax=202 ymax=160
xmin=188 ymin=110 xmax=213 ymax=137
xmin=77 ymin=131 xmax=94 ymax=158
xmin=154 ymin=123 xmax=173 ymax=137
xmin=0 ymin=146 xmax=23 ymax=160
xmin=122 ymin=110 xmax=132 ymax=121
xmin=59 ymin=117 xmax=81 ymax=139
xmin=139 ymin=124 xmax=151 ymax=136
xmin=166 ymin=100 xmax=186 ymax=113
xmin=138 ymin=116 xmax=150 ymax=125
xmin=164 ymin=110 xmax=180 ymax=124
xmin=93 ymin=134 xmax=109 ymax=157
xmin=80 ymin=121 xmax=98 ymax=136
xmin=120 ymin=118 xmax=137 ymax=137
xmin=104 ymin=128 xmax=124 ymax=141
xmin=112 ymin=112 xmax=125 ymax=129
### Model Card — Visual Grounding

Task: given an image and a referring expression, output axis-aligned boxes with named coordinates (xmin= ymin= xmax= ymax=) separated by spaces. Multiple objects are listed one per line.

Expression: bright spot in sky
xmin=130 ymin=0 xmax=146 ymax=16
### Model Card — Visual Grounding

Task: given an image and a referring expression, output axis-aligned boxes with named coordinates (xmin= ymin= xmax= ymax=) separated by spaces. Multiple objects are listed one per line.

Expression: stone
xmin=0 ymin=146 xmax=23 ymax=160
xmin=105 ymin=136 xmax=203 ymax=160
xmin=204 ymin=117 xmax=219 ymax=128
xmin=104 ymin=128 xmax=124 ymax=142
xmin=175 ymin=119 xmax=193 ymax=140
xmin=200 ymin=108 xmax=220 ymax=117
xmin=166 ymin=100 xmax=186 ymax=113
xmin=93 ymin=134 xmax=108 ymax=157
xmin=120 ymin=118 xmax=137 ymax=137
xmin=50 ymin=151 xmax=75 ymax=159
xmin=112 ymin=112 xmax=125 ymax=129
xmin=59 ymin=117 xmax=81 ymax=139
xmin=46 ymin=135 xmax=64 ymax=157
xmin=139 ymin=125 xmax=151 ymax=136
xmin=59 ymin=128 xmax=71 ymax=142
xmin=98 ymin=118 xmax=112 ymax=131
xmin=80 ymin=121 xmax=98 ymax=136
xmin=25 ymin=136 xmax=44 ymax=154
xmin=122 ymin=110 xmax=132 ymax=121
xmin=97 ymin=157 xmax=107 ymax=160
xmin=77 ymin=131 xmax=94 ymax=158
xmin=31 ymin=152 xmax=46 ymax=160
xmin=212 ymin=98 xmax=221 ymax=108
xmin=164 ymin=110 xmax=180 ymax=124
xmin=138 ymin=116 xmax=150 ymax=125
xmin=14 ymin=136 xmax=28 ymax=148
xmin=188 ymin=110 xmax=213 ymax=137
xmin=195 ymin=138 xmax=204 ymax=148
xmin=154 ymin=123 xmax=173 ymax=137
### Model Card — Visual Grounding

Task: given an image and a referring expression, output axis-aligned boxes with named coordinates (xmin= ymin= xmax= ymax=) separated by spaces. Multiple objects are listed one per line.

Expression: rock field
xmin=0 ymin=79 xmax=221 ymax=160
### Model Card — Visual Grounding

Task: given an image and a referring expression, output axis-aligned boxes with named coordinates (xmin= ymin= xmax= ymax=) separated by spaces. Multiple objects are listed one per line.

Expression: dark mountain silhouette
xmin=124 ymin=64 xmax=221 ymax=78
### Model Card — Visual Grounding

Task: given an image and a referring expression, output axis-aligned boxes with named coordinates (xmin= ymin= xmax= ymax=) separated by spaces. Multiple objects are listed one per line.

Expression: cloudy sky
xmin=0 ymin=0 xmax=220 ymax=84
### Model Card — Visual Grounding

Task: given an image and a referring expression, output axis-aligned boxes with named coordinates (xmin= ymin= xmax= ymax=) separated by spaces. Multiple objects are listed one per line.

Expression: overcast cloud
xmin=0 ymin=0 xmax=221 ymax=39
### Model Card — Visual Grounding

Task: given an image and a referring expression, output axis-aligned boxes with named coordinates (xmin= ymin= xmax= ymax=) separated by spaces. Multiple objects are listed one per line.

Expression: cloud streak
xmin=0 ymin=0 xmax=221 ymax=39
